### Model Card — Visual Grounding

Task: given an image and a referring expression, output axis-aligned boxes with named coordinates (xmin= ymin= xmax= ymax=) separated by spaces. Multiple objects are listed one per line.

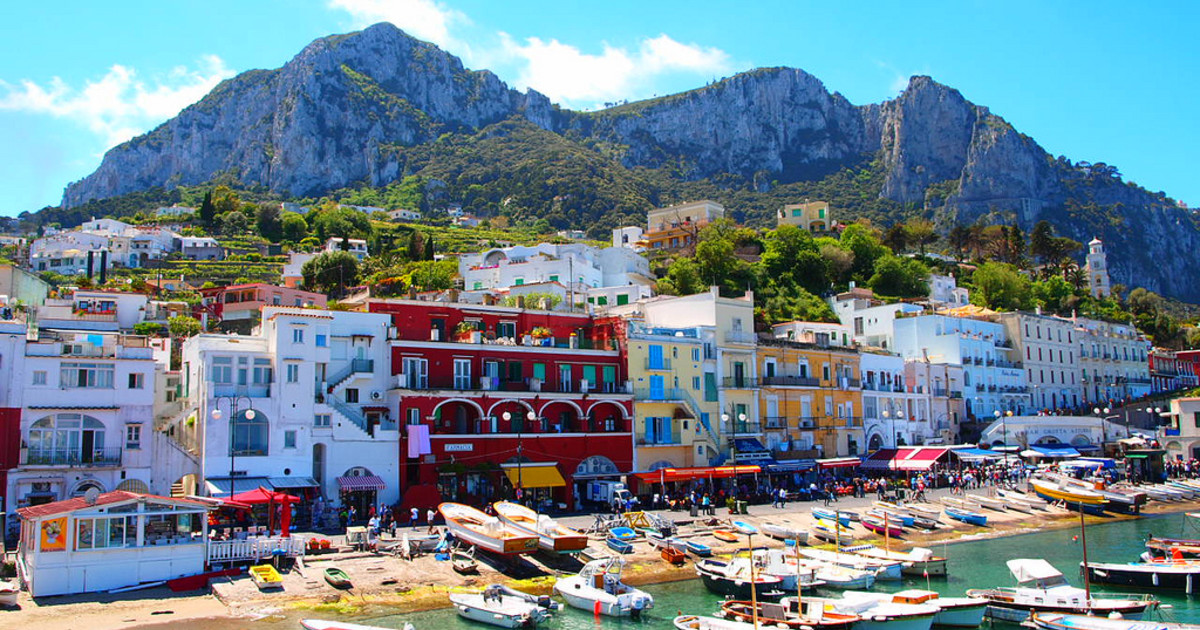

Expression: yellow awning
xmin=504 ymin=464 xmax=566 ymax=488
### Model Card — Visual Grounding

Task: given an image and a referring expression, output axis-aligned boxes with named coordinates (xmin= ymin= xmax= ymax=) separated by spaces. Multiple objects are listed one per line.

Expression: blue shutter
xmin=649 ymin=374 xmax=665 ymax=400
xmin=644 ymin=417 xmax=655 ymax=444
xmin=648 ymin=344 xmax=664 ymax=370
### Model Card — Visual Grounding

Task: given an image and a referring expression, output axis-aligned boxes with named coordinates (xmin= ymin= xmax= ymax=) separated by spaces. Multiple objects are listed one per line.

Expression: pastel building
xmin=830 ymin=288 xmax=925 ymax=350
xmin=459 ymin=243 xmax=652 ymax=305
xmin=641 ymin=200 xmax=724 ymax=251
xmin=996 ymin=311 xmax=1082 ymax=412
xmin=1072 ymin=316 xmax=1152 ymax=404
xmin=198 ymin=283 xmax=327 ymax=323
xmin=777 ymin=200 xmax=833 ymax=232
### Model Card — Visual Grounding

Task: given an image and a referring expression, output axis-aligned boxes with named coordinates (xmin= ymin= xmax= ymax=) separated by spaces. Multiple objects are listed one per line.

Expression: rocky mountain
xmin=60 ymin=23 xmax=1200 ymax=300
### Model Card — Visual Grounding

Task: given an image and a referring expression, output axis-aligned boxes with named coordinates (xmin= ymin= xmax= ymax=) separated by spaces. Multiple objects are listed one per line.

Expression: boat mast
xmin=884 ymin=511 xmax=890 ymax=552
xmin=1079 ymin=502 xmax=1092 ymax=603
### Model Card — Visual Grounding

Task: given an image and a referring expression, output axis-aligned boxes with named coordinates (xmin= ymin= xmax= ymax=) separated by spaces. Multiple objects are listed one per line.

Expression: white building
xmin=612 ymin=226 xmax=644 ymax=249
xmin=771 ymin=321 xmax=854 ymax=348
xmin=181 ymin=307 xmax=400 ymax=510
xmin=1070 ymin=315 xmax=1152 ymax=404
xmin=324 ymin=237 xmax=369 ymax=260
xmin=829 ymin=288 xmax=925 ymax=350
xmin=29 ymin=232 xmax=112 ymax=276
xmin=282 ymin=252 xmax=318 ymax=289
xmin=928 ymin=274 xmax=969 ymax=307
xmin=1085 ymin=238 xmax=1111 ymax=298
xmin=176 ymin=236 xmax=223 ymax=261
xmin=155 ymin=205 xmax=195 ymax=217
xmin=388 ymin=208 xmax=422 ymax=222
xmin=459 ymin=242 xmax=652 ymax=298
xmin=860 ymin=352 xmax=928 ymax=450
xmin=996 ymin=311 xmax=1083 ymax=412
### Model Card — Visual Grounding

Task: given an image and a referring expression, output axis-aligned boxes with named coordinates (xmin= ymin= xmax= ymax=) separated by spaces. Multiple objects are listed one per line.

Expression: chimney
xmin=408 ymin=286 xmax=417 ymax=299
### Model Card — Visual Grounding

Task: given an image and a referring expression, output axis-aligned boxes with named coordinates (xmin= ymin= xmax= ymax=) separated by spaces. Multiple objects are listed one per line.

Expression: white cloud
xmin=0 ymin=55 xmax=235 ymax=148
xmin=328 ymin=0 xmax=467 ymax=51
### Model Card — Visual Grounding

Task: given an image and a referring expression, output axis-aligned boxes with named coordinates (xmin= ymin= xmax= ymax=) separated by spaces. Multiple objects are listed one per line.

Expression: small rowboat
xmin=761 ymin=523 xmax=809 ymax=545
xmin=662 ymin=546 xmax=686 ymax=565
xmin=861 ymin=515 xmax=905 ymax=538
xmin=866 ymin=508 xmax=914 ymax=527
xmin=607 ymin=537 xmax=633 ymax=554
xmin=812 ymin=508 xmax=851 ymax=527
xmin=967 ymin=493 xmax=1008 ymax=512
xmin=250 ymin=564 xmax=283 ymax=590
xmin=452 ymin=547 xmax=479 ymax=574
xmin=324 ymin=567 xmax=353 ymax=590
xmin=440 ymin=502 xmax=539 ymax=555
xmin=944 ymin=507 xmax=988 ymax=526
xmin=609 ymin=526 xmax=637 ymax=541
xmin=686 ymin=540 xmax=714 ymax=557
xmin=713 ymin=529 xmax=739 ymax=543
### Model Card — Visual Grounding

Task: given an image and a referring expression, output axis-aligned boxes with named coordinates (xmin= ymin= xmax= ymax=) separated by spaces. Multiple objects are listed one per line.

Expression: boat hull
xmin=974 ymin=599 xmax=1154 ymax=623
xmin=449 ymin=593 xmax=546 ymax=628
xmin=852 ymin=613 xmax=935 ymax=630
xmin=932 ymin=602 xmax=987 ymax=628
xmin=554 ymin=578 xmax=652 ymax=618
xmin=606 ymin=537 xmax=633 ymax=553
xmin=1086 ymin=562 xmax=1200 ymax=594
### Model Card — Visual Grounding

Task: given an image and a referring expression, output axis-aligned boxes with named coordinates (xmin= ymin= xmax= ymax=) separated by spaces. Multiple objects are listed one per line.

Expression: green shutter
xmin=602 ymin=365 xmax=616 ymax=383
xmin=616 ymin=294 xmax=629 ymax=305
xmin=508 ymin=361 xmax=522 ymax=382
xmin=582 ymin=365 xmax=597 ymax=384
xmin=704 ymin=373 xmax=718 ymax=402
xmin=533 ymin=363 xmax=546 ymax=380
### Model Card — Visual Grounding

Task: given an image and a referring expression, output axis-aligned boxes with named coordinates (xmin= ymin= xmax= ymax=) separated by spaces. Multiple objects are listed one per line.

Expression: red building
xmin=366 ymin=299 xmax=633 ymax=511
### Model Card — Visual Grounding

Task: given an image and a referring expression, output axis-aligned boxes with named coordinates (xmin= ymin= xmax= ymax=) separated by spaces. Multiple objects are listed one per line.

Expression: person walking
xmin=410 ymin=506 xmax=420 ymax=529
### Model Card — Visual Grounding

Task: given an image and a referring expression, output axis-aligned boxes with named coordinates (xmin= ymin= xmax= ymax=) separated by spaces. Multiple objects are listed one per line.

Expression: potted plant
xmin=530 ymin=326 xmax=553 ymax=346
xmin=454 ymin=321 xmax=476 ymax=342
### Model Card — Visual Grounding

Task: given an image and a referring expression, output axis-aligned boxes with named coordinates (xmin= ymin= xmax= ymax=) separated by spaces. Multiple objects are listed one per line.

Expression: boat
xmin=966 ymin=493 xmax=1008 ymax=512
xmin=939 ymin=496 xmax=975 ymax=510
xmin=810 ymin=592 xmax=938 ymax=630
xmin=606 ymin=537 xmax=633 ymax=554
xmin=452 ymin=546 xmax=479 ymax=574
xmin=997 ymin=495 xmax=1033 ymax=513
xmin=799 ymin=548 xmax=904 ymax=581
xmin=0 ymin=580 xmax=18 ymax=607
xmin=1084 ymin=559 xmax=1200 ymax=594
xmin=663 ymin=546 xmax=687 ymax=565
xmin=997 ymin=489 xmax=1047 ymax=511
xmin=647 ymin=531 xmax=688 ymax=553
xmin=1029 ymin=612 xmax=1200 ymax=630
xmin=719 ymin=597 xmax=860 ymax=630
xmin=553 ymin=557 xmax=654 ymax=618
xmin=301 ymin=621 xmax=413 ymax=630
xmin=811 ymin=519 xmax=858 ymax=545
xmin=867 ymin=508 xmax=915 ymax=528
xmin=686 ymin=540 xmax=714 ymax=557
xmin=1029 ymin=480 xmax=1109 ymax=515
xmin=761 ymin=523 xmax=809 ymax=545
xmin=846 ymin=545 xmax=948 ymax=577
xmin=609 ymin=526 xmax=637 ymax=541
xmin=861 ymin=515 xmax=905 ymax=537
xmin=695 ymin=557 xmax=786 ymax=598
xmin=903 ymin=503 xmax=943 ymax=519
xmin=840 ymin=510 xmax=862 ymax=522
xmin=1056 ymin=477 xmax=1146 ymax=514
xmin=965 ymin=558 xmax=1159 ymax=623
xmin=249 ymin=564 xmax=284 ymax=590
xmin=493 ymin=584 xmax=561 ymax=611
xmin=812 ymin=508 xmax=852 ymax=527
xmin=674 ymin=614 xmax=757 ymax=630
xmin=944 ymin=507 xmax=988 ymax=526
xmin=1118 ymin=483 xmax=1178 ymax=502
xmin=761 ymin=548 xmax=874 ymax=590
xmin=1146 ymin=536 xmax=1200 ymax=559
xmin=439 ymin=502 xmax=538 ymax=555
xmin=449 ymin=587 xmax=551 ymax=628
xmin=846 ymin=589 xmax=986 ymax=628
xmin=1155 ymin=483 xmax=1193 ymax=499
xmin=713 ymin=529 xmax=740 ymax=543
xmin=493 ymin=501 xmax=588 ymax=554
xmin=324 ymin=567 xmax=353 ymax=590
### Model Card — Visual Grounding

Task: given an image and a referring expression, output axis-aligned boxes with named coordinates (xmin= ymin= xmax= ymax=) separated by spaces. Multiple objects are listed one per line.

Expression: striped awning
xmin=337 ymin=474 xmax=387 ymax=492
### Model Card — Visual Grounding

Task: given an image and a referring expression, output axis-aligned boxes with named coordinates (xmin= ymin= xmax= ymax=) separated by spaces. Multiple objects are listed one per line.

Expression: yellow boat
xmin=1029 ymin=479 xmax=1108 ymax=515
xmin=250 ymin=564 xmax=284 ymax=590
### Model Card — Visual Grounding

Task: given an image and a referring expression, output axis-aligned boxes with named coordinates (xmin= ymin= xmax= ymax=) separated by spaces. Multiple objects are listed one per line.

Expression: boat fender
xmin=1153 ymin=573 xmax=1159 ymax=586
xmin=1109 ymin=612 xmax=1123 ymax=619
xmin=594 ymin=600 xmax=602 ymax=616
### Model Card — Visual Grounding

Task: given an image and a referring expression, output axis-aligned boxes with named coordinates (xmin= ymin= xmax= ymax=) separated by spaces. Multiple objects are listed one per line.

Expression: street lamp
xmin=1093 ymin=406 xmax=1120 ymax=446
xmin=994 ymin=409 xmax=1013 ymax=468
xmin=211 ymin=395 xmax=256 ymax=495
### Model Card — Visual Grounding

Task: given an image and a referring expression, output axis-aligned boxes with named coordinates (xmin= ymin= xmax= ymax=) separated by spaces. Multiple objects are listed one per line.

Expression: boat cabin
xmin=16 ymin=491 xmax=213 ymax=597
xmin=892 ymin=589 xmax=940 ymax=604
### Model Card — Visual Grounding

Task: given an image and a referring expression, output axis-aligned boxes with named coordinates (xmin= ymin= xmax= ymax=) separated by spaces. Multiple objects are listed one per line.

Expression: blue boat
xmin=811 ymin=508 xmax=851 ymax=527
xmin=606 ymin=537 xmax=633 ymax=553
xmin=609 ymin=526 xmax=637 ymax=541
xmin=685 ymin=540 xmax=713 ymax=557
xmin=945 ymin=506 xmax=989 ymax=526
xmin=732 ymin=520 xmax=757 ymax=535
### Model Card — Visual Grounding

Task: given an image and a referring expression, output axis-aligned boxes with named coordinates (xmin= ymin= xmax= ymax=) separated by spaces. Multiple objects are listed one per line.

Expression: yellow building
xmin=778 ymin=200 xmax=832 ymax=233
xmin=640 ymin=200 xmax=725 ymax=251
xmin=766 ymin=322 xmax=864 ymax=457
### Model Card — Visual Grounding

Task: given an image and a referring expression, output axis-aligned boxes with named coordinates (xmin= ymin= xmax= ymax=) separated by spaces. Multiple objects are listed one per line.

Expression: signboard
xmin=444 ymin=443 xmax=474 ymax=452
xmin=40 ymin=517 xmax=67 ymax=552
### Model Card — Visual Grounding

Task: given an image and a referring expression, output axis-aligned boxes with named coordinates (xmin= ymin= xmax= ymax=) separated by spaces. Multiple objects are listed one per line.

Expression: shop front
xmin=336 ymin=468 xmax=387 ymax=523
xmin=501 ymin=462 xmax=567 ymax=511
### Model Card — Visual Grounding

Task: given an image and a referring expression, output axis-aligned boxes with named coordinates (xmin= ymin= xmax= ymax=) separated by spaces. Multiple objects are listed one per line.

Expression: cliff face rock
xmin=876 ymin=77 xmax=978 ymax=203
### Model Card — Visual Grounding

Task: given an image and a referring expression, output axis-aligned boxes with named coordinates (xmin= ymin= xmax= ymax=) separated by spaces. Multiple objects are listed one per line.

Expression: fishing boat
xmin=0 ymin=580 xmax=17 ymax=607
xmin=1029 ymin=612 xmax=1199 ymax=630
xmin=554 ymin=558 xmax=654 ymax=618
xmin=1029 ymin=480 xmax=1109 ymax=515
xmin=695 ymin=557 xmax=786 ymax=598
xmin=944 ymin=507 xmax=988 ymax=526
xmin=1056 ymin=477 xmax=1146 ymax=514
xmin=810 ymin=592 xmax=938 ymax=630
xmin=713 ymin=529 xmax=740 ymax=543
xmin=493 ymin=501 xmax=587 ymax=554
xmin=1084 ymin=559 xmax=1200 ymax=594
xmin=686 ymin=540 xmax=714 ymax=557
xmin=449 ymin=586 xmax=552 ymax=628
xmin=966 ymin=493 xmax=1008 ymax=512
xmin=662 ymin=545 xmax=687 ymax=565
xmin=1117 ymin=483 xmax=1177 ymax=502
xmin=811 ymin=519 xmax=858 ymax=545
xmin=799 ymin=548 xmax=904 ymax=581
xmin=861 ymin=515 xmax=905 ymax=537
xmin=966 ymin=559 xmax=1159 ymax=623
xmin=761 ymin=523 xmax=809 ymax=545
xmin=452 ymin=546 xmax=479 ymax=574
xmin=606 ymin=537 xmax=633 ymax=554
xmin=609 ymin=526 xmax=637 ymax=541
xmin=324 ymin=567 xmax=353 ymax=590
xmin=439 ymin=502 xmax=538 ymax=555
xmin=845 ymin=590 xmax=986 ymax=628
xmin=812 ymin=508 xmax=852 ymax=527
xmin=762 ymin=548 xmax=874 ymax=590
xmin=720 ymin=597 xmax=860 ymax=630
xmin=674 ymin=614 xmax=757 ymax=630
xmin=846 ymin=545 xmax=947 ymax=577
xmin=301 ymin=621 xmax=413 ymax=630
xmin=868 ymin=508 xmax=915 ymax=528
xmin=250 ymin=564 xmax=284 ymax=590
xmin=1146 ymin=536 xmax=1200 ymax=559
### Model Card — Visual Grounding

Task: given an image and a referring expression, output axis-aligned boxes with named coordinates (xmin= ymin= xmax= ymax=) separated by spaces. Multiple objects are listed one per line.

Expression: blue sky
xmin=1 ymin=1 xmax=1197 ymax=216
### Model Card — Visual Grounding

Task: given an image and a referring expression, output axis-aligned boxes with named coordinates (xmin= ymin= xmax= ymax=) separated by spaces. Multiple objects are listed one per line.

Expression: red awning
xmin=860 ymin=449 xmax=899 ymax=471
xmin=860 ymin=447 xmax=950 ymax=471
xmin=228 ymin=487 xmax=301 ymax=505
xmin=815 ymin=457 xmax=862 ymax=469
xmin=337 ymin=474 xmax=387 ymax=492
xmin=633 ymin=465 xmax=762 ymax=484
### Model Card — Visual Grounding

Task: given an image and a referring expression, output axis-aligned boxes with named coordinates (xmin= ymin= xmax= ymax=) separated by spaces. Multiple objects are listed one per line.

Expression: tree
xmin=839 ymin=223 xmax=888 ymax=282
xmin=658 ymin=257 xmax=704 ymax=296
xmin=1030 ymin=220 xmax=1055 ymax=264
xmin=407 ymin=259 xmax=457 ymax=291
xmin=211 ymin=185 xmax=241 ymax=216
xmin=758 ymin=283 xmax=838 ymax=325
xmin=281 ymin=211 xmax=308 ymax=242
xmin=970 ymin=262 xmax=1033 ymax=311
xmin=882 ymin=224 xmax=910 ymax=254
xmin=407 ymin=230 xmax=425 ymax=261
xmin=948 ymin=225 xmax=971 ymax=260
xmin=311 ymin=207 xmax=372 ymax=242
xmin=1128 ymin=287 xmax=1163 ymax=316
xmin=906 ymin=218 xmax=938 ymax=256
xmin=168 ymin=315 xmax=202 ymax=338
xmin=302 ymin=251 xmax=360 ymax=295
xmin=867 ymin=255 xmax=929 ymax=298
xmin=221 ymin=210 xmax=250 ymax=235
xmin=1032 ymin=276 xmax=1074 ymax=314
xmin=424 ymin=234 xmax=436 ymax=261
xmin=133 ymin=322 xmax=163 ymax=336
xmin=255 ymin=203 xmax=283 ymax=242
xmin=198 ymin=191 xmax=215 ymax=225
xmin=819 ymin=242 xmax=855 ymax=284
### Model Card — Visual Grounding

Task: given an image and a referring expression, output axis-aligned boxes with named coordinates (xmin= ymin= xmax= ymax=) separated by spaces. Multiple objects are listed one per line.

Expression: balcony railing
xmin=644 ymin=358 xmax=673 ymax=371
xmin=932 ymin=388 xmax=948 ymax=397
xmin=24 ymin=446 xmax=122 ymax=467
xmin=762 ymin=375 xmax=821 ymax=387
xmin=797 ymin=417 xmax=817 ymax=429
xmin=763 ymin=416 xmax=786 ymax=429
xmin=725 ymin=421 xmax=763 ymax=435
xmin=949 ymin=390 xmax=963 ymax=399
xmin=721 ymin=376 xmax=759 ymax=389
xmin=725 ymin=330 xmax=757 ymax=344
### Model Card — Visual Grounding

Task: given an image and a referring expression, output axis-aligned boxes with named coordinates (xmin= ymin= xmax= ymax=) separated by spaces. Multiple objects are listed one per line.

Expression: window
xmin=125 ymin=424 xmax=142 ymax=449
xmin=692 ymin=348 xmax=700 ymax=362
xmin=61 ymin=362 xmax=115 ymax=388
xmin=497 ymin=322 xmax=517 ymax=338
xmin=211 ymin=357 xmax=233 ymax=384
xmin=514 ymin=278 xmax=524 ymax=286
xmin=286 ymin=364 xmax=300 ymax=383
xmin=231 ymin=410 xmax=268 ymax=456
xmin=32 ymin=370 xmax=46 ymax=385
xmin=692 ymin=376 xmax=701 ymax=390
xmin=253 ymin=358 xmax=272 ymax=384
xmin=128 ymin=372 xmax=144 ymax=389
xmin=284 ymin=430 xmax=297 ymax=449
xmin=292 ymin=327 xmax=304 ymax=343
xmin=548 ymin=275 xmax=559 ymax=282
xmin=28 ymin=414 xmax=107 ymax=465
xmin=314 ymin=414 xmax=332 ymax=428
xmin=76 ymin=516 xmax=134 ymax=550
xmin=345 ymin=388 xmax=359 ymax=403
xmin=316 ymin=334 xmax=328 ymax=347
xmin=406 ymin=408 xmax=420 ymax=426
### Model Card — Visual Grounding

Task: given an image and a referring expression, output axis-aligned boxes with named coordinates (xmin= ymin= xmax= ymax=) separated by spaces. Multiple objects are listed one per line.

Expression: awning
xmin=953 ymin=448 xmax=1004 ymax=461
xmin=861 ymin=449 xmax=898 ymax=471
xmin=503 ymin=463 xmax=566 ymax=488
xmin=1026 ymin=445 xmax=1080 ymax=459
xmin=767 ymin=460 xmax=816 ymax=472
xmin=816 ymin=457 xmax=861 ymax=469
xmin=633 ymin=465 xmax=762 ymax=484
xmin=336 ymin=474 xmax=387 ymax=492
xmin=1124 ymin=453 xmax=1149 ymax=460
xmin=269 ymin=476 xmax=319 ymax=489
xmin=861 ymin=447 xmax=950 ymax=471
xmin=205 ymin=476 xmax=272 ymax=496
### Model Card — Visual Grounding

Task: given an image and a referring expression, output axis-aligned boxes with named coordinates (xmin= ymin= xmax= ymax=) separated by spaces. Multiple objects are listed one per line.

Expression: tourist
xmin=410 ymin=506 xmax=419 ymax=529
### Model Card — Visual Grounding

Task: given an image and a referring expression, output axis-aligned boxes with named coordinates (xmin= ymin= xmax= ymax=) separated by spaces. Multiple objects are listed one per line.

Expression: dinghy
xmin=440 ymin=502 xmax=539 ymax=555
xmin=450 ymin=586 xmax=552 ymax=628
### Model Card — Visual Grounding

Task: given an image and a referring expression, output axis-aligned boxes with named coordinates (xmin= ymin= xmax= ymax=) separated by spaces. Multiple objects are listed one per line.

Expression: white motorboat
xmin=439 ymin=502 xmax=538 ymax=555
xmin=674 ymin=614 xmax=757 ymax=630
xmin=966 ymin=558 xmax=1159 ymax=623
xmin=812 ymin=518 xmax=859 ymax=545
xmin=845 ymin=545 xmax=947 ymax=577
xmin=799 ymin=547 xmax=904 ymax=580
xmin=493 ymin=501 xmax=587 ymax=554
xmin=812 ymin=592 xmax=937 ymax=630
xmin=761 ymin=548 xmax=876 ymax=590
xmin=1029 ymin=612 xmax=1199 ymax=630
xmin=554 ymin=557 xmax=654 ymax=618
xmin=450 ymin=587 xmax=551 ymax=628
xmin=845 ymin=589 xmax=986 ymax=628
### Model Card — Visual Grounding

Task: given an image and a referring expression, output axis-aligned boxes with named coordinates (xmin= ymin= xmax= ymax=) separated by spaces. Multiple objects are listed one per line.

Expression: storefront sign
xmin=445 ymin=443 xmax=474 ymax=452
xmin=41 ymin=517 xmax=67 ymax=552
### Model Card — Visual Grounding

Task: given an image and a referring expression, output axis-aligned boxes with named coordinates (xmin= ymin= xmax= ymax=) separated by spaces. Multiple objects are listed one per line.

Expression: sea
xmin=155 ymin=510 xmax=1200 ymax=629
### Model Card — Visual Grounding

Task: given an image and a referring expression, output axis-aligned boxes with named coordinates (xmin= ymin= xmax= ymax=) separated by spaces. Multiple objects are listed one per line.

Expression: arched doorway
xmin=71 ymin=480 xmax=105 ymax=498
xmin=541 ymin=401 xmax=582 ymax=433
xmin=576 ymin=456 xmax=618 ymax=476
xmin=867 ymin=433 xmax=884 ymax=452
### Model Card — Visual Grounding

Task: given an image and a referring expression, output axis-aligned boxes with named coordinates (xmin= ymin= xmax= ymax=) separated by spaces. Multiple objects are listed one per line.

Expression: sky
xmin=1 ymin=1 xmax=1197 ymax=216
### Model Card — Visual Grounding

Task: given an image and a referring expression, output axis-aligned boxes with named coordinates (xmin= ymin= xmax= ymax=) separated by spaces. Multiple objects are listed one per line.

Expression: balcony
xmin=932 ymin=388 xmax=948 ymax=397
xmin=24 ymin=446 xmax=122 ymax=467
xmin=843 ymin=378 xmax=862 ymax=389
xmin=762 ymin=375 xmax=821 ymax=387
xmin=797 ymin=417 xmax=817 ymax=429
xmin=949 ymin=390 xmax=963 ymax=399
xmin=725 ymin=421 xmax=763 ymax=435
xmin=763 ymin=416 xmax=786 ymax=430
xmin=213 ymin=384 xmax=272 ymax=398
xmin=724 ymin=330 xmax=757 ymax=344
xmin=721 ymin=376 xmax=759 ymax=389
xmin=644 ymin=358 xmax=673 ymax=371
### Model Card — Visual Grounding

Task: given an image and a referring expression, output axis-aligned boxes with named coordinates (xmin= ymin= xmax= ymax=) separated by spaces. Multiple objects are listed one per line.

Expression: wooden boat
xmin=761 ymin=523 xmax=809 ymax=545
xmin=606 ymin=537 xmax=633 ymax=553
xmin=439 ymin=502 xmax=538 ymax=555
xmin=720 ymin=597 xmax=860 ymax=630
xmin=695 ymin=557 xmax=786 ymax=598
xmin=966 ymin=558 xmax=1159 ymax=623
xmin=452 ymin=546 xmax=479 ymax=574
xmin=966 ymin=493 xmax=1008 ymax=512
xmin=662 ymin=546 xmax=687 ymax=565
xmin=449 ymin=587 xmax=551 ymax=628
xmin=674 ymin=614 xmax=757 ymax=630
xmin=944 ymin=507 xmax=988 ymax=526
xmin=1085 ymin=559 xmax=1200 ymax=594
xmin=686 ymin=540 xmax=713 ymax=557
xmin=997 ymin=488 xmax=1047 ymax=511
xmin=493 ymin=501 xmax=587 ymax=553
xmin=249 ymin=564 xmax=284 ymax=590
xmin=939 ymin=496 xmax=974 ymax=510
xmin=1029 ymin=612 xmax=1199 ymax=630
xmin=609 ymin=526 xmax=637 ymax=541
xmin=324 ymin=567 xmax=353 ymax=590
xmin=861 ymin=515 xmax=905 ymax=537
xmin=1029 ymin=479 xmax=1108 ymax=515
xmin=0 ymin=579 xmax=19 ymax=606
xmin=846 ymin=545 xmax=948 ymax=577
xmin=554 ymin=557 xmax=654 ymax=618
xmin=761 ymin=548 xmax=874 ymax=590
xmin=1146 ymin=536 xmax=1200 ymax=559
xmin=846 ymin=589 xmax=987 ymax=628
xmin=903 ymin=503 xmax=942 ymax=519
xmin=867 ymin=508 xmax=914 ymax=527
xmin=713 ymin=529 xmax=740 ymax=543
xmin=301 ymin=621 xmax=412 ymax=630
xmin=799 ymin=548 xmax=904 ymax=581
xmin=812 ymin=508 xmax=851 ymax=527
xmin=811 ymin=519 xmax=857 ymax=545
xmin=808 ymin=592 xmax=938 ymax=630
xmin=1056 ymin=477 xmax=1146 ymax=514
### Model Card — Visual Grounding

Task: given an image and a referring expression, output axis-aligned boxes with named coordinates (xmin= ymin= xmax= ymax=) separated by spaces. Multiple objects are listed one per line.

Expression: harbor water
xmin=158 ymin=510 xmax=1200 ymax=629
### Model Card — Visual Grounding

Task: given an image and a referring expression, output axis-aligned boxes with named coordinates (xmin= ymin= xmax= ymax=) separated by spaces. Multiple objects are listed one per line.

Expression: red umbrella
xmin=227 ymin=487 xmax=299 ymax=536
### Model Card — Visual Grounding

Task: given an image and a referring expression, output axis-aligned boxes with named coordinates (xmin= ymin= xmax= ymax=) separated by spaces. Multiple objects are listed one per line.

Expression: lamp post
xmin=994 ymin=409 xmax=1012 ymax=468
xmin=1093 ymin=407 xmax=1120 ymax=449
xmin=211 ymin=395 xmax=256 ymax=495
xmin=882 ymin=410 xmax=891 ymax=449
